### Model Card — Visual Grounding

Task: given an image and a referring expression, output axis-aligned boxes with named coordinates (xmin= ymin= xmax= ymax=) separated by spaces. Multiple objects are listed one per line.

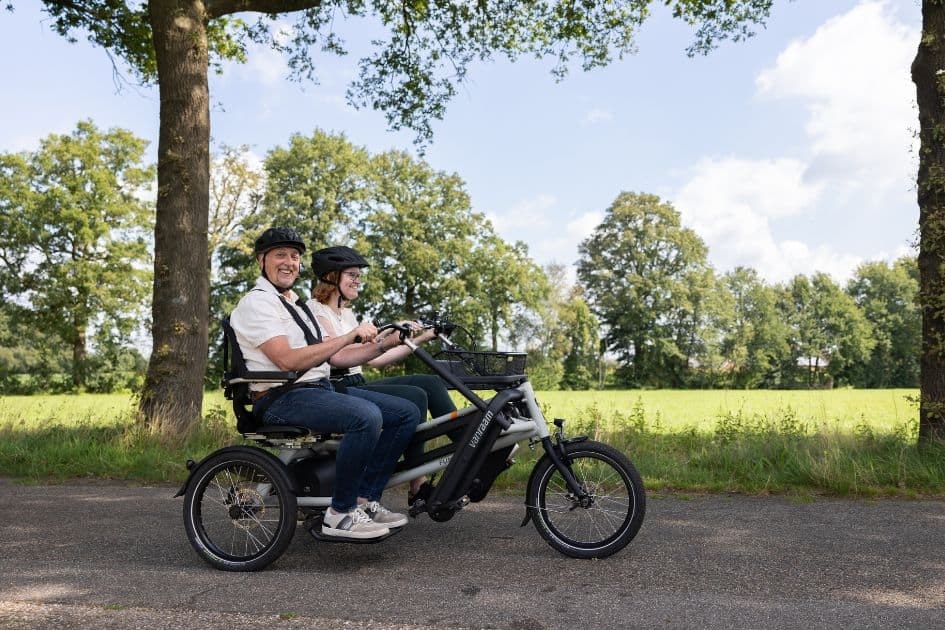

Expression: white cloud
xmin=756 ymin=0 xmax=917 ymax=197
xmin=581 ymin=107 xmax=614 ymax=126
xmin=220 ymin=21 xmax=296 ymax=86
xmin=487 ymin=194 xmax=557 ymax=234
xmin=240 ymin=44 xmax=288 ymax=86
xmin=487 ymin=195 xmax=601 ymax=265
xmin=675 ymin=1 xmax=918 ymax=284
xmin=675 ymin=157 xmax=825 ymax=282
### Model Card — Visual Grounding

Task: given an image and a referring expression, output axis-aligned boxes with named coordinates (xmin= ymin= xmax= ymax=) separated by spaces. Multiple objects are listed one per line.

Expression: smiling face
xmin=259 ymin=246 xmax=302 ymax=292
xmin=338 ymin=266 xmax=364 ymax=301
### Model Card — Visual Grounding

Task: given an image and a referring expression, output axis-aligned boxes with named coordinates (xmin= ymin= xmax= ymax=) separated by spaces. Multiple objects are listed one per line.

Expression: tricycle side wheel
xmin=182 ymin=447 xmax=297 ymax=571
xmin=527 ymin=440 xmax=645 ymax=559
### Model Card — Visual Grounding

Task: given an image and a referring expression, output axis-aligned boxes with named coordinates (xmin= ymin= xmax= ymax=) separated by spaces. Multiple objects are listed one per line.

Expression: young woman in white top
xmin=307 ymin=245 xmax=458 ymax=505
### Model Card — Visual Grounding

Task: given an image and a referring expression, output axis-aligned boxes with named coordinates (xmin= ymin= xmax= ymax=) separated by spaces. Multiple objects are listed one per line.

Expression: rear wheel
xmin=527 ymin=440 xmax=645 ymax=559
xmin=183 ymin=448 xmax=297 ymax=571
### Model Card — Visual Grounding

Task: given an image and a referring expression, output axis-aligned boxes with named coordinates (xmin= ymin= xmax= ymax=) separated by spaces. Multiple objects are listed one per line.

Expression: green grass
xmin=531 ymin=388 xmax=918 ymax=433
xmin=1 ymin=389 xmax=943 ymax=497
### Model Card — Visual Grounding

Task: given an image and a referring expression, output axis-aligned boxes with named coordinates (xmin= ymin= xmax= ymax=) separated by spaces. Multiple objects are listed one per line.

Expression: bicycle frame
xmin=264 ymin=330 xmax=584 ymax=509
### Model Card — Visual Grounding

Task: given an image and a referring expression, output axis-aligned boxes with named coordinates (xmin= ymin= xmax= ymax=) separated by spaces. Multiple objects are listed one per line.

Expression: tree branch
xmin=206 ymin=0 xmax=322 ymax=19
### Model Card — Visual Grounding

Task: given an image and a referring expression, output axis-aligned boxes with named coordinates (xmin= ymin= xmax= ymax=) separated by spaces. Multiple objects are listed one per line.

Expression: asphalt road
xmin=1 ymin=478 xmax=944 ymax=629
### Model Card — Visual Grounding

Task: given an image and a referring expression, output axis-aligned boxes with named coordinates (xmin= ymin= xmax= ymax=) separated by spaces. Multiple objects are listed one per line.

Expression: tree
xmin=206 ymin=144 xmax=266 ymax=385
xmin=665 ymin=266 xmax=725 ymax=387
xmin=558 ymin=286 xmax=601 ymax=390
xmin=516 ymin=264 xmax=599 ymax=390
xmin=0 ymin=121 xmax=153 ymax=390
xmin=717 ymin=267 xmax=789 ymax=388
xmin=25 ymin=0 xmax=777 ymax=430
xmin=467 ymin=235 xmax=548 ymax=352
xmin=778 ymin=273 xmax=875 ymax=388
xmin=0 ymin=301 xmax=70 ymax=394
xmin=577 ymin=192 xmax=711 ymax=387
xmin=208 ymin=144 xmax=265 ymax=261
xmin=355 ymin=149 xmax=484 ymax=328
xmin=847 ymin=257 xmax=920 ymax=388
xmin=914 ymin=3 xmax=945 ymax=442
xmin=261 ymin=130 xmax=372 ymax=266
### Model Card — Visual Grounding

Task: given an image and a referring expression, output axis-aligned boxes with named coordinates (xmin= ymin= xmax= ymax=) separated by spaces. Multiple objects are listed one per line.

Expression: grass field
xmin=0 ymin=388 xmax=919 ymax=432
xmin=1 ymin=388 xmax=941 ymax=497
xmin=533 ymin=388 xmax=918 ymax=434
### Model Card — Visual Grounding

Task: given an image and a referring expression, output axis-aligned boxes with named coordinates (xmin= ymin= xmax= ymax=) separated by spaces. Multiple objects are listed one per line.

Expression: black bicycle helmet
xmin=254 ymin=227 xmax=306 ymax=255
xmin=311 ymin=246 xmax=369 ymax=279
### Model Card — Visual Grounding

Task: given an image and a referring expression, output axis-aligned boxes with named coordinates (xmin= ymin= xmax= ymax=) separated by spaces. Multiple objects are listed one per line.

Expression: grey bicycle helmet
xmin=254 ymin=227 xmax=306 ymax=255
xmin=311 ymin=245 xmax=369 ymax=279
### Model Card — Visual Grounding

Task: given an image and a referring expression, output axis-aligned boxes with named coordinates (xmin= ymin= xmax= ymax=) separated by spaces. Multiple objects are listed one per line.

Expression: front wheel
xmin=527 ymin=440 xmax=645 ymax=559
xmin=182 ymin=447 xmax=297 ymax=571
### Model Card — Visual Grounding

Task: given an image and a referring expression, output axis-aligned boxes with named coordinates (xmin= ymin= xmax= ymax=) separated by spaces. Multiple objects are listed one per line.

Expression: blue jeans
xmin=356 ymin=374 xmax=460 ymax=462
xmin=259 ymin=380 xmax=420 ymax=513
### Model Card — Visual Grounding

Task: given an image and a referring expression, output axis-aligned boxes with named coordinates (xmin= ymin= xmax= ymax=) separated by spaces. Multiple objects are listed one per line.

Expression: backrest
xmin=221 ymin=316 xmax=261 ymax=433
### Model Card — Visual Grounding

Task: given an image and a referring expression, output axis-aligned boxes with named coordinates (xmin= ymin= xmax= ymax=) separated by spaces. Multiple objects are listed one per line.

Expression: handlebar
xmin=375 ymin=315 xmax=459 ymax=342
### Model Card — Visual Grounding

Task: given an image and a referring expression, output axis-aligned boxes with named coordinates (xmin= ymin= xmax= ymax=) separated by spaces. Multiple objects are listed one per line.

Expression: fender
xmin=174 ymin=445 xmax=296 ymax=497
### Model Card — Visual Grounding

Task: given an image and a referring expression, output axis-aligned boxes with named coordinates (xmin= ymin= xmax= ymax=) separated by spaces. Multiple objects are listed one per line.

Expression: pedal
xmin=408 ymin=499 xmax=427 ymax=518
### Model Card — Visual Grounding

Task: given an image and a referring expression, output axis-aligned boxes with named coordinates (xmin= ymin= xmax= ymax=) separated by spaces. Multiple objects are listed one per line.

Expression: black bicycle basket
xmin=435 ymin=350 xmax=527 ymax=389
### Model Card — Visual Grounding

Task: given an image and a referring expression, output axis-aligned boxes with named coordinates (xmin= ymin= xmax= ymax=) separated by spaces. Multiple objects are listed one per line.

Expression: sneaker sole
xmin=321 ymin=525 xmax=390 ymax=540
xmin=373 ymin=515 xmax=408 ymax=528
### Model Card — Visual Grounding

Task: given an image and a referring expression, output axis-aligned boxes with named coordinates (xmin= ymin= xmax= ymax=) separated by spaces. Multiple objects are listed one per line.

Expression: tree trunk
xmin=914 ymin=2 xmax=945 ymax=444
xmin=73 ymin=317 xmax=86 ymax=390
xmin=139 ymin=0 xmax=211 ymax=432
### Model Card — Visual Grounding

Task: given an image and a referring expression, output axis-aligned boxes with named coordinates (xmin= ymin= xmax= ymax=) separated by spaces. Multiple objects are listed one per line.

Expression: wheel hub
xmin=227 ymin=487 xmax=266 ymax=522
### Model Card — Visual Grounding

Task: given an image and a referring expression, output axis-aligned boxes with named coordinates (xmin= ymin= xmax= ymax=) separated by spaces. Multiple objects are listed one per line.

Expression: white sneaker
xmin=321 ymin=506 xmax=390 ymax=539
xmin=360 ymin=500 xmax=408 ymax=528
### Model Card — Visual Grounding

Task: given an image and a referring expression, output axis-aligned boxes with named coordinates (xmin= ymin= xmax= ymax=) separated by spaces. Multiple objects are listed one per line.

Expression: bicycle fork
xmin=521 ymin=418 xmax=592 ymax=527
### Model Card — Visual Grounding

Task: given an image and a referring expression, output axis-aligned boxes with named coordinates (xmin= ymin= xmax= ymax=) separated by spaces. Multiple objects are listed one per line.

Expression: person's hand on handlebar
xmin=352 ymin=320 xmax=378 ymax=344
xmin=410 ymin=320 xmax=438 ymax=343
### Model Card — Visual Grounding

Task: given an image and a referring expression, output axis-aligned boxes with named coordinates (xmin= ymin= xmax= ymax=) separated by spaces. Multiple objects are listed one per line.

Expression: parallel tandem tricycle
xmin=176 ymin=316 xmax=646 ymax=571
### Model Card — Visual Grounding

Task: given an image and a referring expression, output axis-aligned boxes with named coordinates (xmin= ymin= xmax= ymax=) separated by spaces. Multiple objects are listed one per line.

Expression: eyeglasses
xmin=342 ymin=271 xmax=363 ymax=281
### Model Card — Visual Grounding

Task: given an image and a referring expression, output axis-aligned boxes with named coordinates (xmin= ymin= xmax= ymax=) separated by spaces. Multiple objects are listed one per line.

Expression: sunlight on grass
xmin=2 ymin=388 xmax=942 ymax=497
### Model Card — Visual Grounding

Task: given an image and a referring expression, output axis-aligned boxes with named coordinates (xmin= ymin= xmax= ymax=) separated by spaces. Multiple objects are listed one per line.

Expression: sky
xmin=0 ymin=0 xmax=922 ymax=285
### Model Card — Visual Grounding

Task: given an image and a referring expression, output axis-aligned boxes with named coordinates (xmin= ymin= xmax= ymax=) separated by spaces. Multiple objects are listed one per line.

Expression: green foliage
xmin=260 ymin=130 xmax=372 ymax=253
xmin=577 ymin=192 xmax=711 ymax=387
xmin=467 ymin=235 xmax=549 ymax=351
xmin=846 ymin=257 xmax=920 ymax=387
xmin=558 ymin=290 xmax=601 ymax=389
xmin=778 ymin=273 xmax=875 ymax=388
xmin=523 ymin=264 xmax=601 ymax=390
xmin=0 ymin=120 xmax=153 ymax=392
xmin=0 ymin=301 xmax=73 ymax=394
xmin=31 ymin=1 xmax=776 ymax=143
xmin=716 ymin=267 xmax=790 ymax=388
xmin=355 ymin=149 xmax=482 ymax=325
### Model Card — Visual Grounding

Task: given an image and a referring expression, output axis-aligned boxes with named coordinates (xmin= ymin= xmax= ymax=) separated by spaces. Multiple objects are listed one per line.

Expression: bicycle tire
xmin=182 ymin=447 xmax=297 ymax=571
xmin=527 ymin=440 xmax=645 ymax=559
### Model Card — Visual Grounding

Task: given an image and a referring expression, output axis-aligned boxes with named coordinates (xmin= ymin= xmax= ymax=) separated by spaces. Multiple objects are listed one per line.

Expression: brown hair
xmin=313 ymin=270 xmax=342 ymax=305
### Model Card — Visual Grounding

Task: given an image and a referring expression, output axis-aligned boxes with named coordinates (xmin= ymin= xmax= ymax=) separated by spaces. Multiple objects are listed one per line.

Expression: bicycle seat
xmin=242 ymin=425 xmax=312 ymax=439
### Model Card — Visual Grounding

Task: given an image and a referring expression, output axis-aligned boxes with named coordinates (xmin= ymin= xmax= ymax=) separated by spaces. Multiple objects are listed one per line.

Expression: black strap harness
xmin=246 ymin=289 xmax=344 ymax=417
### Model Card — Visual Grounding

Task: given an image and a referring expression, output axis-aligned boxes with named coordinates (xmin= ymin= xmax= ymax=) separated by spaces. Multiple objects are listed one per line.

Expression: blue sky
xmin=0 ymin=1 xmax=921 ymax=284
